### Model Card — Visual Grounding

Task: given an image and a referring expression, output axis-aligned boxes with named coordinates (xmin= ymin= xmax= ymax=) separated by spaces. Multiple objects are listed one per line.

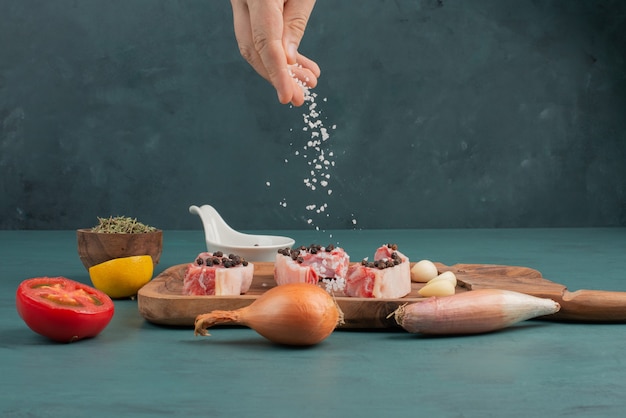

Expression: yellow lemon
xmin=89 ymin=255 xmax=154 ymax=299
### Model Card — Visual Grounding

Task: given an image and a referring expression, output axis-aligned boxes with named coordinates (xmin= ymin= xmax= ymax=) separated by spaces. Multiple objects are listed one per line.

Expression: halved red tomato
xmin=16 ymin=277 xmax=115 ymax=343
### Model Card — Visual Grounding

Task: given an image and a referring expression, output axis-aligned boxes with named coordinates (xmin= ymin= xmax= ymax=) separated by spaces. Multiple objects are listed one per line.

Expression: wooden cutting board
xmin=137 ymin=262 xmax=626 ymax=328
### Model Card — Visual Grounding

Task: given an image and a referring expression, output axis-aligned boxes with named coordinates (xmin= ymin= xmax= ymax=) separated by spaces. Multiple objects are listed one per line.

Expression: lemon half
xmin=89 ymin=255 xmax=154 ymax=299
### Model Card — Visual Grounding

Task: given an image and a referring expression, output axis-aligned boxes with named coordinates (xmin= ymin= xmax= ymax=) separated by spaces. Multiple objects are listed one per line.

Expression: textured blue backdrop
xmin=1 ymin=0 xmax=625 ymax=230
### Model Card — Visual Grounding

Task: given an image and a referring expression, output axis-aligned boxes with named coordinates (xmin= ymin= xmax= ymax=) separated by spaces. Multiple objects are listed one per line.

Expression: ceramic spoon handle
xmin=552 ymin=289 xmax=626 ymax=322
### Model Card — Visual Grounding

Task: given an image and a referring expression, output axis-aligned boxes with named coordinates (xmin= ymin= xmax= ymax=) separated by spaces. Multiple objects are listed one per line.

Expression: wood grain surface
xmin=137 ymin=262 xmax=626 ymax=328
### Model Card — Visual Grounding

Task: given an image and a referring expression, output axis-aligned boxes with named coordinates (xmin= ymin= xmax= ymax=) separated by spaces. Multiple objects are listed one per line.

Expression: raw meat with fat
xmin=182 ymin=252 xmax=254 ymax=296
xmin=345 ymin=244 xmax=411 ymax=298
xmin=274 ymin=244 xmax=350 ymax=287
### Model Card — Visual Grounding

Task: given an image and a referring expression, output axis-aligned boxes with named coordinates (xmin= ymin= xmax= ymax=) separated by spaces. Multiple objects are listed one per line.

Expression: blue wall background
xmin=1 ymin=0 xmax=625 ymax=230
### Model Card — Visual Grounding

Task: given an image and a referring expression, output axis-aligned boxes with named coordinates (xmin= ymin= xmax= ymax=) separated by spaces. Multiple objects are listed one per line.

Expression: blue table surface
xmin=1 ymin=228 xmax=626 ymax=417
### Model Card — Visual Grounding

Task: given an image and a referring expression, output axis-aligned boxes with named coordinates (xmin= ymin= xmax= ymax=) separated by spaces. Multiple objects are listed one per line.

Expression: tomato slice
xmin=16 ymin=277 xmax=115 ymax=343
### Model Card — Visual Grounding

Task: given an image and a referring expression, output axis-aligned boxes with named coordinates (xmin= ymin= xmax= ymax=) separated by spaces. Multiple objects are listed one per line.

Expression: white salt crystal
xmin=288 ymin=73 xmax=340 ymax=234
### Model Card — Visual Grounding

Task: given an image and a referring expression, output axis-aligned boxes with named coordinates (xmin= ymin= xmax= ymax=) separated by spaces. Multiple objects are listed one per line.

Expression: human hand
xmin=230 ymin=0 xmax=320 ymax=106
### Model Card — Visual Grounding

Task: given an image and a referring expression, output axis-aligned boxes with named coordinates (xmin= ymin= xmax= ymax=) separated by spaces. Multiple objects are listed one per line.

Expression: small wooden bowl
xmin=77 ymin=229 xmax=163 ymax=270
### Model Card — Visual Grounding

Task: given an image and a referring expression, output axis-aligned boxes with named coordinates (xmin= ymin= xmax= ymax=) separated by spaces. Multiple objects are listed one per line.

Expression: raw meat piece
xmin=345 ymin=244 xmax=411 ymax=298
xmin=182 ymin=252 xmax=254 ymax=296
xmin=274 ymin=244 xmax=350 ymax=287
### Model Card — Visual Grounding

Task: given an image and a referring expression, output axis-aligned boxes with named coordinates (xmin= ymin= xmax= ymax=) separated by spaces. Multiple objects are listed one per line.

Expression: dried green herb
xmin=91 ymin=216 xmax=157 ymax=234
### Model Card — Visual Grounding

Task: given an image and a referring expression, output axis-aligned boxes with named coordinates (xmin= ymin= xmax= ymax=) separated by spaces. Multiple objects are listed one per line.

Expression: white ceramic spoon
xmin=189 ymin=204 xmax=295 ymax=262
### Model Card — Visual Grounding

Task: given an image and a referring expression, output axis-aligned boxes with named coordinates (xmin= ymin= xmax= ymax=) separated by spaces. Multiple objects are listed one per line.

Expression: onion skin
xmin=194 ymin=283 xmax=341 ymax=346
xmin=394 ymin=289 xmax=560 ymax=335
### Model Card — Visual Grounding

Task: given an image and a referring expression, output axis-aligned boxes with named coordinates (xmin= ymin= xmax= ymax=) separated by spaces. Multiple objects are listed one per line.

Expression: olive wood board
xmin=137 ymin=262 xmax=626 ymax=329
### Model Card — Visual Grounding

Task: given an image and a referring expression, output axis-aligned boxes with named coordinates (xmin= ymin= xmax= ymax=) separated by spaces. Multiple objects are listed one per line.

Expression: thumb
xmin=282 ymin=0 xmax=316 ymax=65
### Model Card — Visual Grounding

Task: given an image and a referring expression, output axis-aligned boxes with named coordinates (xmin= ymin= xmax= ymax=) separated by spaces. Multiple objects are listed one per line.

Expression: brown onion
xmin=194 ymin=283 xmax=343 ymax=346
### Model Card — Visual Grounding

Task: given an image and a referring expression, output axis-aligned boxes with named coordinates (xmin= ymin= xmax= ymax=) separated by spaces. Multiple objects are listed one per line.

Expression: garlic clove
xmin=410 ymin=260 xmax=439 ymax=283
xmin=418 ymin=279 xmax=456 ymax=297
xmin=427 ymin=271 xmax=457 ymax=287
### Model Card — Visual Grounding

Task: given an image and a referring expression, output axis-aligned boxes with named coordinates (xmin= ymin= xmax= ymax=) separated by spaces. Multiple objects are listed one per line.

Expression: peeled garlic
xmin=428 ymin=271 xmax=457 ymax=287
xmin=418 ymin=279 xmax=456 ymax=297
xmin=410 ymin=260 xmax=439 ymax=283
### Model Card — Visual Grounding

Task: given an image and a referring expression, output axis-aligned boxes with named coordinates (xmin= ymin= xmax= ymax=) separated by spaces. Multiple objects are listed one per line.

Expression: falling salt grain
xmin=288 ymin=68 xmax=340 ymax=233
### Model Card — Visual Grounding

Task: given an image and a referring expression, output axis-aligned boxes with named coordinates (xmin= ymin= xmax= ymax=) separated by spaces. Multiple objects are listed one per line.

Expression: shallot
xmin=194 ymin=283 xmax=343 ymax=346
xmin=393 ymin=289 xmax=560 ymax=335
